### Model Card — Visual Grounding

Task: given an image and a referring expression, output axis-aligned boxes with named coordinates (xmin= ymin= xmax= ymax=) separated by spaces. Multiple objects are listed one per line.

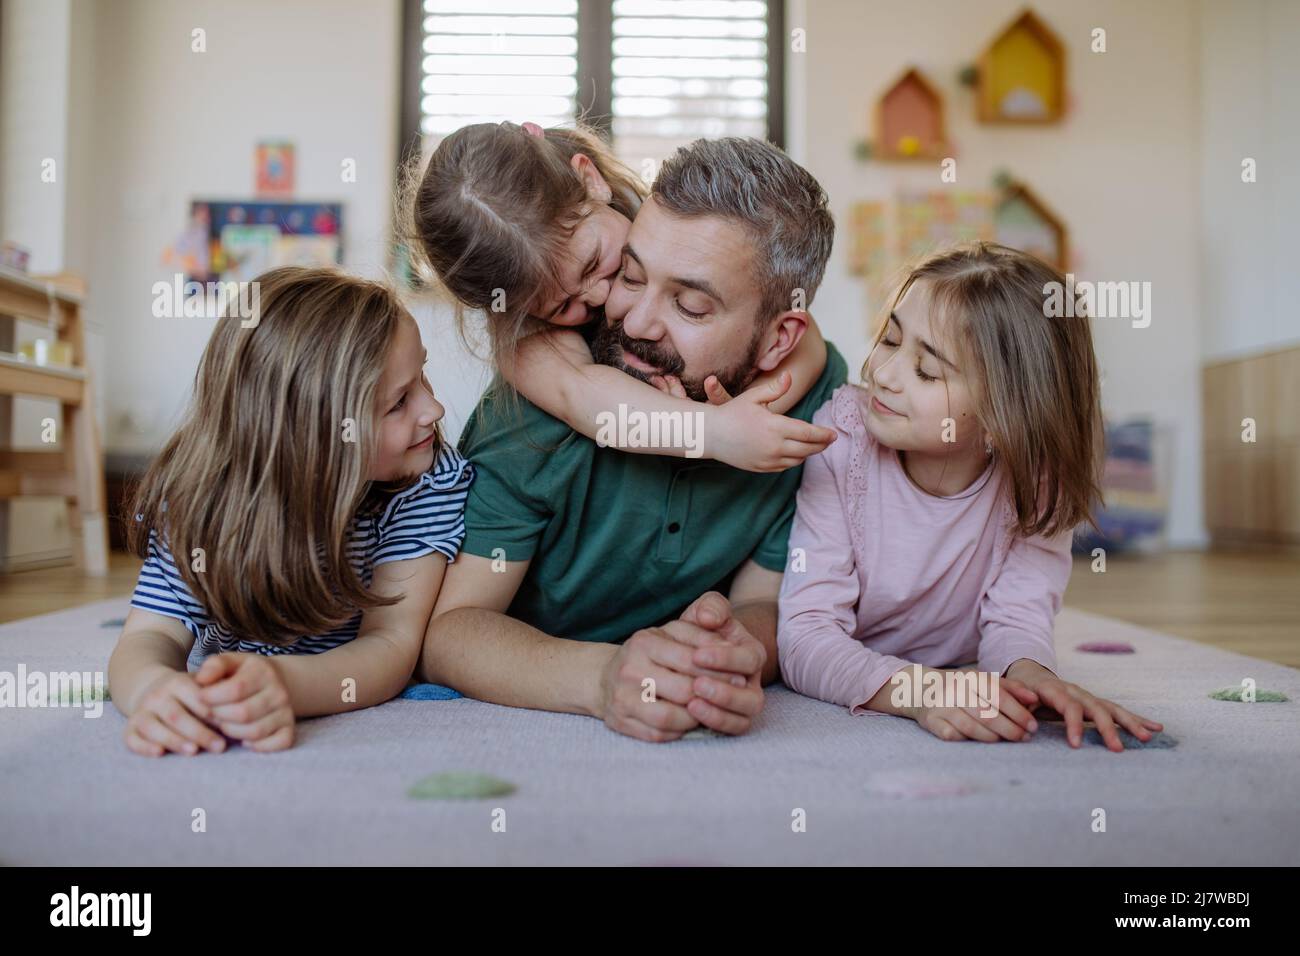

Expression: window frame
xmin=397 ymin=0 xmax=785 ymax=164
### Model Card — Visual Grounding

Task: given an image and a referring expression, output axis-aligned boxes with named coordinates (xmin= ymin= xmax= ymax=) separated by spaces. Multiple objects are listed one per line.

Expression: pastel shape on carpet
xmin=408 ymin=772 xmax=516 ymax=800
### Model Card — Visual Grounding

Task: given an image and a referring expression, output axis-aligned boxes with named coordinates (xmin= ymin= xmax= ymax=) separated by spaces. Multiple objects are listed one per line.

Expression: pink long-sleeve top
xmin=777 ymin=384 xmax=1073 ymax=715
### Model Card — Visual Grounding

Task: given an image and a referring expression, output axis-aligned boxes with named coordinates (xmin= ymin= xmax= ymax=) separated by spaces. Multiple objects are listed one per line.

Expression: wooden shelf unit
xmin=0 ymin=266 xmax=109 ymax=575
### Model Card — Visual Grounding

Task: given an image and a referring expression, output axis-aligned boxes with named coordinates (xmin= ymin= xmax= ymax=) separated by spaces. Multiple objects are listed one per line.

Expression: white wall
xmin=785 ymin=0 xmax=1207 ymax=546
xmin=1199 ymin=0 xmax=1300 ymax=361
xmin=0 ymin=0 xmax=75 ymax=450
xmin=0 ymin=0 xmax=71 ymax=274
xmin=11 ymin=0 xmax=1293 ymax=550
xmin=68 ymin=0 xmax=402 ymax=453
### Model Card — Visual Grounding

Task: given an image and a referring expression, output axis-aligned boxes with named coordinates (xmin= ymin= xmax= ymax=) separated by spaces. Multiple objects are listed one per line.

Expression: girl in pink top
xmin=778 ymin=243 xmax=1163 ymax=751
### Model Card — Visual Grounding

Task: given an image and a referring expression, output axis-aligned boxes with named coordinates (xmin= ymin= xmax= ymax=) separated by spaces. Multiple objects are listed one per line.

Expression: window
xmin=415 ymin=0 xmax=581 ymax=136
xmin=609 ymin=0 xmax=772 ymax=166
xmin=401 ymin=0 xmax=783 ymax=167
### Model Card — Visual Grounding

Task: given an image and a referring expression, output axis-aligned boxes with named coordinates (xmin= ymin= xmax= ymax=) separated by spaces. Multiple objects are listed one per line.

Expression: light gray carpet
xmin=1 ymin=598 xmax=1297 ymax=865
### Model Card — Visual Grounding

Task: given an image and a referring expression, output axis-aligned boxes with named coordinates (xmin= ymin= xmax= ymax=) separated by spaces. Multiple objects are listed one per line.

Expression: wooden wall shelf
xmin=976 ymin=9 xmax=1066 ymax=124
xmin=0 ymin=266 xmax=108 ymax=575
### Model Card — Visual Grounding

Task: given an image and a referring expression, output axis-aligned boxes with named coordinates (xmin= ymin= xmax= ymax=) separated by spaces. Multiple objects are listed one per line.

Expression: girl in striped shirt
xmin=108 ymin=267 xmax=473 ymax=756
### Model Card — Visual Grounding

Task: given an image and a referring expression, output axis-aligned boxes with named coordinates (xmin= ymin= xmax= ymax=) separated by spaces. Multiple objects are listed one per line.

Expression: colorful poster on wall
xmin=848 ymin=201 xmax=888 ymax=278
xmin=255 ymin=142 xmax=296 ymax=197
xmin=177 ymin=200 xmax=343 ymax=284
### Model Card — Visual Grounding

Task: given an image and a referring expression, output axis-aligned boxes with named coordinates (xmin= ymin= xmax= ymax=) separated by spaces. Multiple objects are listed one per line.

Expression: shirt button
xmin=667 ymin=522 xmax=681 ymax=533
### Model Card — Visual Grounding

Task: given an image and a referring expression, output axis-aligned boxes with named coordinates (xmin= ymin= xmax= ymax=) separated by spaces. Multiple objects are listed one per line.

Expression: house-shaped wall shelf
xmin=976 ymin=9 xmax=1065 ymax=124
xmin=994 ymin=180 xmax=1068 ymax=269
xmin=873 ymin=67 xmax=948 ymax=161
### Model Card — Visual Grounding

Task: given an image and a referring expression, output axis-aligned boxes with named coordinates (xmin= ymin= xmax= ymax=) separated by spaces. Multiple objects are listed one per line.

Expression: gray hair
xmin=650 ymin=137 xmax=834 ymax=325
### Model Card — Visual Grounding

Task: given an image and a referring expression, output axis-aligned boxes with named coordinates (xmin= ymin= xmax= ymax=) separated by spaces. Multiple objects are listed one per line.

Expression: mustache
xmin=606 ymin=317 xmax=685 ymax=376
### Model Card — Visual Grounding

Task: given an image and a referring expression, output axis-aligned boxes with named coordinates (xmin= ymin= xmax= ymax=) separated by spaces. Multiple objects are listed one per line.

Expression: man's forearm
xmin=418 ymin=607 xmax=615 ymax=716
xmin=731 ymin=600 xmax=781 ymax=685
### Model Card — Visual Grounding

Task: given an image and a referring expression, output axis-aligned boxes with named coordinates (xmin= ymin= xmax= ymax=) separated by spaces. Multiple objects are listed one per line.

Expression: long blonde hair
xmin=128 ymin=266 xmax=430 ymax=644
xmin=865 ymin=242 xmax=1103 ymax=537
xmin=401 ymin=121 xmax=645 ymax=370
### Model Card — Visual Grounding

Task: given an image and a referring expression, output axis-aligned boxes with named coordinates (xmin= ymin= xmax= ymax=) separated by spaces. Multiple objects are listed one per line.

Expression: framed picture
xmin=179 ymin=200 xmax=343 ymax=284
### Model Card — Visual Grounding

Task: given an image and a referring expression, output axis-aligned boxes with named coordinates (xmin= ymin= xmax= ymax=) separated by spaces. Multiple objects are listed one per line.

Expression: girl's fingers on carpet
xmin=159 ymin=702 xmax=226 ymax=753
xmin=219 ymin=708 xmax=291 ymax=742
xmin=1086 ymin=702 xmax=1125 ymax=751
xmin=1062 ymin=698 xmax=1087 ymax=747
xmin=1110 ymin=703 xmax=1156 ymax=739
xmin=124 ymin=728 xmax=164 ymax=757
xmin=1037 ymin=683 xmax=1085 ymax=746
xmin=686 ymin=696 xmax=750 ymax=735
xmin=170 ymin=678 xmax=213 ymax=721
xmin=138 ymin=714 xmax=200 ymax=756
xmin=947 ymin=710 xmax=1001 ymax=742
xmin=1001 ymin=678 xmax=1040 ymax=710
xmin=962 ymin=705 xmax=1027 ymax=741
xmin=209 ymin=685 xmax=284 ymax=724
xmin=1115 ymin=704 xmax=1163 ymax=733
xmin=198 ymin=673 xmax=258 ymax=706
xmin=984 ymin=686 xmax=1037 ymax=734
xmin=194 ymin=653 xmax=239 ymax=686
xmin=925 ymin=716 xmax=963 ymax=742
xmin=612 ymin=713 xmax=688 ymax=743
xmin=248 ymin=725 xmax=295 ymax=753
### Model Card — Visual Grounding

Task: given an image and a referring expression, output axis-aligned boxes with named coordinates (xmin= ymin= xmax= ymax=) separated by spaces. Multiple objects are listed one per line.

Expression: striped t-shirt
xmin=129 ymin=444 xmax=475 ymax=669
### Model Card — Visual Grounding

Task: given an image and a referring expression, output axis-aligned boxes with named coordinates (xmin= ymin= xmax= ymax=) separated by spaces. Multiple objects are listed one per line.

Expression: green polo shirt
xmin=457 ymin=342 xmax=847 ymax=643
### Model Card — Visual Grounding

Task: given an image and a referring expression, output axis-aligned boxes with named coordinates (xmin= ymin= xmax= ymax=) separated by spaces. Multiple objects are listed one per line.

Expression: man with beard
xmin=417 ymin=137 xmax=847 ymax=742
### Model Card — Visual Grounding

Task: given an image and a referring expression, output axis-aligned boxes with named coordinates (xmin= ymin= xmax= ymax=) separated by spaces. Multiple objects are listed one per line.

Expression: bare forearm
xmin=108 ymin=632 xmax=189 ymax=715
xmin=731 ymin=600 xmax=781 ymax=685
xmin=564 ymin=364 xmax=707 ymax=459
xmin=419 ymin=607 xmax=614 ymax=716
xmin=272 ymin=634 xmax=418 ymax=718
xmin=862 ymin=674 xmax=919 ymax=717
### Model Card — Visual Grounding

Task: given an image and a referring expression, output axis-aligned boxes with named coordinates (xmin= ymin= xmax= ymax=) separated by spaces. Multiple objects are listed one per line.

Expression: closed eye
xmin=675 ymin=299 xmax=706 ymax=320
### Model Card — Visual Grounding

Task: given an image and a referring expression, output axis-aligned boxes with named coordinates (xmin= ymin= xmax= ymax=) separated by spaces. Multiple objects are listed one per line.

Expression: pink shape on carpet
xmin=865 ymin=771 xmax=979 ymax=799
xmin=1076 ymin=641 xmax=1136 ymax=654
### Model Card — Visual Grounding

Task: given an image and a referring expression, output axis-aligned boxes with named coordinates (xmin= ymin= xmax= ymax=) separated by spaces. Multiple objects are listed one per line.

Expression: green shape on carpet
xmin=55 ymin=684 xmax=109 ymax=704
xmin=681 ymin=727 xmax=724 ymax=739
xmin=1208 ymin=687 xmax=1289 ymax=703
xmin=408 ymin=772 xmax=515 ymax=800
xmin=100 ymin=618 xmax=126 ymax=628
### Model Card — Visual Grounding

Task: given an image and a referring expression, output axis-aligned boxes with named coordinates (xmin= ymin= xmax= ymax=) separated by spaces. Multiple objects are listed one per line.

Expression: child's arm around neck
xmin=501 ymin=318 xmax=835 ymax=472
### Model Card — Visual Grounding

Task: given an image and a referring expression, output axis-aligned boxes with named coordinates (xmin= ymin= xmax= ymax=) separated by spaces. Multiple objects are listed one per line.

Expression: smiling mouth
xmin=622 ymin=349 xmax=660 ymax=374
xmin=408 ymin=433 xmax=435 ymax=450
xmin=871 ymin=395 xmax=903 ymax=417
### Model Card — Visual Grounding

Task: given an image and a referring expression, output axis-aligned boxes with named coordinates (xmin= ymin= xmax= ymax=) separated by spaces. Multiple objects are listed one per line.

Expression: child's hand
xmin=195 ymin=653 xmax=296 ymax=752
xmin=649 ymin=370 xmax=836 ymax=472
xmin=912 ymin=675 xmax=1042 ymax=742
xmin=124 ymin=671 xmax=227 ymax=757
xmin=1006 ymin=659 xmax=1163 ymax=752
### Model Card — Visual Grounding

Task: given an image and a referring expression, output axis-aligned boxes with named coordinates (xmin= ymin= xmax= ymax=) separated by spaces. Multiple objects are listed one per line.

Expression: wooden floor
xmin=1062 ymin=549 xmax=1300 ymax=667
xmin=0 ymin=549 xmax=1297 ymax=667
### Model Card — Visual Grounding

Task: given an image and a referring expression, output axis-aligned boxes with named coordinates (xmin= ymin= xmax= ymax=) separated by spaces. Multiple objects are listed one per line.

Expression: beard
xmin=589 ymin=310 xmax=764 ymax=402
